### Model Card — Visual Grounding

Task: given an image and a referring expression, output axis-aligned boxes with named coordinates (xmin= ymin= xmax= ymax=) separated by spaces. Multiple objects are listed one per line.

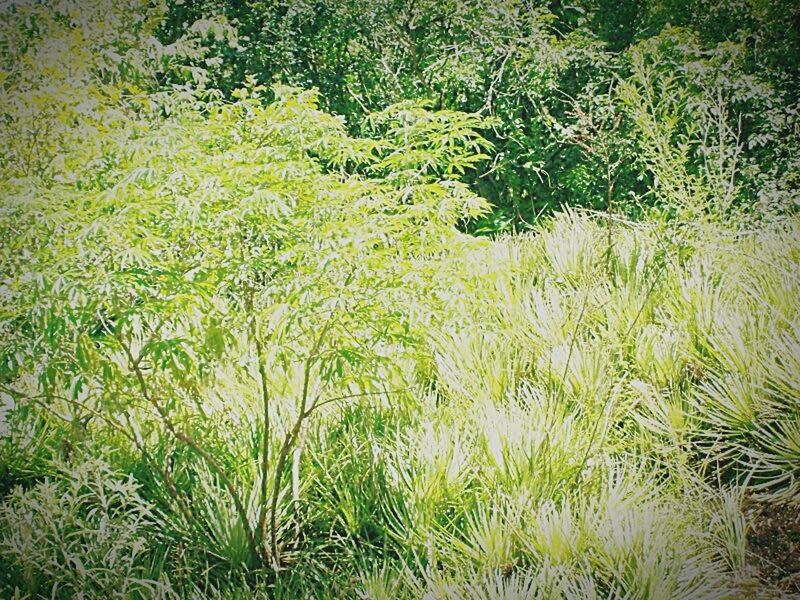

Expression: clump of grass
xmin=0 ymin=460 xmax=173 ymax=598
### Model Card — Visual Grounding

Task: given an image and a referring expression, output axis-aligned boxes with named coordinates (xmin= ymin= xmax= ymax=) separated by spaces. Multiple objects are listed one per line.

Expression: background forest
xmin=1 ymin=0 xmax=799 ymax=597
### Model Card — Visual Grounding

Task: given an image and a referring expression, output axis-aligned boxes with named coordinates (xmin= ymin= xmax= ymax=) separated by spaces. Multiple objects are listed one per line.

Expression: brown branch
xmin=267 ymin=265 xmax=358 ymax=567
xmin=254 ymin=332 xmax=272 ymax=544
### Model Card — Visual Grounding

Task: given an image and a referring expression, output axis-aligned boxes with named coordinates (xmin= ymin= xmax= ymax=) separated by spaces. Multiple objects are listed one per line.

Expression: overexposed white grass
xmin=5 ymin=210 xmax=799 ymax=597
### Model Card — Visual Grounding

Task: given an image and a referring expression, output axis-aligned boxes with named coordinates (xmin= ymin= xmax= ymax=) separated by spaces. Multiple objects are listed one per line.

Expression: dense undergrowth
xmin=158 ymin=0 xmax=800 ymax=231
xmin=1 ymin=0 xmax=799 ymax=598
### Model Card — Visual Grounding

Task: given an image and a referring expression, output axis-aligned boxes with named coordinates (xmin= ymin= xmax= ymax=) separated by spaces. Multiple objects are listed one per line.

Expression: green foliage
xmin=0 ymin=460 xmax=170 ymax=598
xmin=1 ymin=0 xmax=799 ymax=597
xmin=0 ymin=69 xmax=491 ymax=564
xmin=156 ymin=0 xmax=799 ymax=232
